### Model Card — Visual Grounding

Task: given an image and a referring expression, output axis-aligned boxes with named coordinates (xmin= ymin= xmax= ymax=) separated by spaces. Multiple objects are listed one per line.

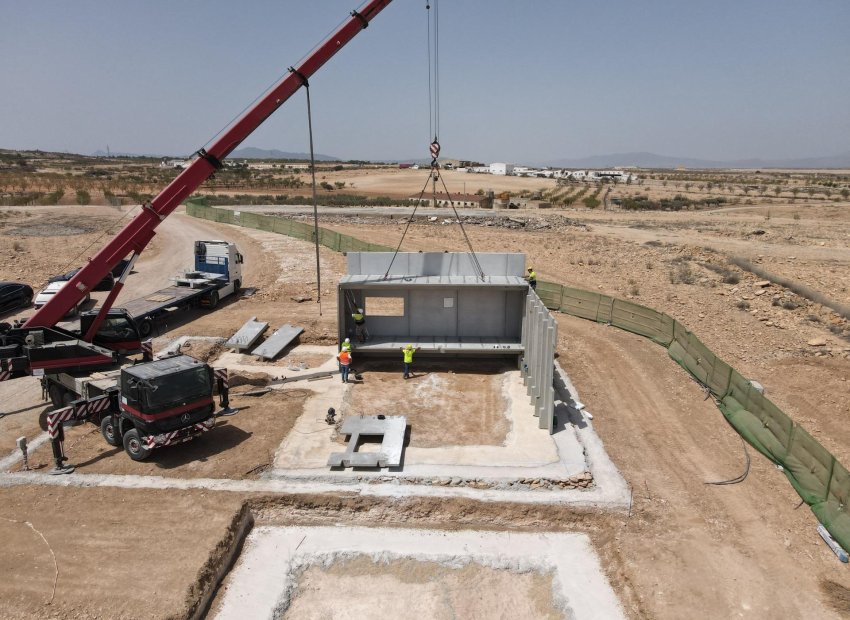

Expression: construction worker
xmin=352 ymin=307 xmax=367 ymax=343
xmin=526 ymin=267 xmax=537 ymax=290
xmin=337 ymin=348 xmax=352 ymax=383
xmin=401 ymin=344 xmax=418 ymax=379
xmin=340 ymin=338 xmax=352 ymax=353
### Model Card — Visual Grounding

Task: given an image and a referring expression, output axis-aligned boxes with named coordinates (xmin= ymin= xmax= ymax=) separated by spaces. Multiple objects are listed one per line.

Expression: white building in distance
xmin=489 ymin=162 xmax=514 ymax=176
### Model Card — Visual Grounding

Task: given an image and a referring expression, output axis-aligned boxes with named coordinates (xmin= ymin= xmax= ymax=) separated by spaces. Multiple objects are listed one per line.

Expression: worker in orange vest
xmin=337 ymin=348 xmax=352 ymax=383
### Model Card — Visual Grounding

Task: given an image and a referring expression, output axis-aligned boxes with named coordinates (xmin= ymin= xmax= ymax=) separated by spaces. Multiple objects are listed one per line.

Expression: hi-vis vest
xmin=338 ymin=351 xmax=352 ymax=365
xmin=352 ymin=312 xmax=365 ymax=324
xmin=341 ymin=342 xmax=352 ymax=352
xmin=528 ymin=270 xmax=537 ymax=282
xmin=403 ymin=348 xmax=415 ymax=363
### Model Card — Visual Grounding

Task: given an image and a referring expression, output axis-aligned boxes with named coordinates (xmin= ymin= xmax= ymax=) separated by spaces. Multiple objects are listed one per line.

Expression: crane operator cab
xmin=80 ymin=309 xmax=142 ymax=354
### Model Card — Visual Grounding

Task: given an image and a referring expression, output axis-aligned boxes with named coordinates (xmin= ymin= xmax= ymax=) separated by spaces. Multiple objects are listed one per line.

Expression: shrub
xmin=75 ymin=189 xmax=91 ymax=205
xmin=669 ymin=262 xmax=695 ymax=284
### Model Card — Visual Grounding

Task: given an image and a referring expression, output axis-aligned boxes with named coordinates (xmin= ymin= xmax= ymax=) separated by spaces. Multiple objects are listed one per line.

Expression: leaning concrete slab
xmin=225 ymin=317 xmax=268 ymax=351
xmin=251 ymin=324 xmax=303 ymax=360
xmin=328 ymin=415 xmax=406 ymax=468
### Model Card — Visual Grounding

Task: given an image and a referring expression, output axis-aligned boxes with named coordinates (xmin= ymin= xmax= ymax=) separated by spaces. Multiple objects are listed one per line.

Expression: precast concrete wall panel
xmin=458 ymin=289 xmax=505 ymax=337
xmin=521 ymin=289 xmax=557 ymax=434
xmin=410 ymin=289 xmax=458 ymax=337
xmin=347 ymin=252 xmax=525 ymax=277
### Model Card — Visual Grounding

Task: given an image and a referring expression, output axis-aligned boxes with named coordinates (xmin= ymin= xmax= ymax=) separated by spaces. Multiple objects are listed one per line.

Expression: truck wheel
xmin=122 ymin=429 xmax=152 ymax=461
xmin=100 ymin=415 xmax=120 ymax=447
xmin=48 ymin=384 xmax=66 ymax=408
xmin=138 ymin=318 xmax=153 ymax=339
xmin=205 ymin=291 xmax=219 ymax=309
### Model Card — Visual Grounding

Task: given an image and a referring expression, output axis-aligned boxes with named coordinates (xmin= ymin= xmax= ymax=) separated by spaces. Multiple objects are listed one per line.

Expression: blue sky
xmin=1 ymin=0 xmax=848 ymax=164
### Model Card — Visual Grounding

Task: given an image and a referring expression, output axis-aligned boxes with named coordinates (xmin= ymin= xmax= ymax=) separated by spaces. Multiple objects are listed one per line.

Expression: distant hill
xmin=546 ymin=151 xmax=850 ymax=170
xmin=230 ymin=147 xmax=338 ymax=161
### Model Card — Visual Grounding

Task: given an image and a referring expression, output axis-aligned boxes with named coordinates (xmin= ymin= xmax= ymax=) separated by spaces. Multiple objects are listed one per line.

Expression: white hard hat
xmin=344 ymin=338 xmax=350 ymax=343
xmin=358 ymin=308 xmax=363 ymax=313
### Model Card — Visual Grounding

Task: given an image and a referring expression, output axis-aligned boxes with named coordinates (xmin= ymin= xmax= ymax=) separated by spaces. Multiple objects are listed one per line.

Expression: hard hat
xmin=528 ymin=267 xmax=533 ymax=271
xmin=358 ymin=308 xmax=363 ymax=313
xmin=344 ymin=338 xmax=350 ymax=343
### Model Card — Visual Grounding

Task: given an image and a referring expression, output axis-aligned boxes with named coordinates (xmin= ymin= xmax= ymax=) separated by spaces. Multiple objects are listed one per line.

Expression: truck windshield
xmin=146 ymin=367 xmax=211 ymax=409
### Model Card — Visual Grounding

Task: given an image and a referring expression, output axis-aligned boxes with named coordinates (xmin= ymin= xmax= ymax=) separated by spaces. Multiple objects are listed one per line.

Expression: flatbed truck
xmin=117 ymin=240 xmax=243 ymax=338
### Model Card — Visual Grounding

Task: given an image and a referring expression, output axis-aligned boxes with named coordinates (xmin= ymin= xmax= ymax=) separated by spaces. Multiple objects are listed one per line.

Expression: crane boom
xmin=25 ymin=0 xmax=392 ymax=330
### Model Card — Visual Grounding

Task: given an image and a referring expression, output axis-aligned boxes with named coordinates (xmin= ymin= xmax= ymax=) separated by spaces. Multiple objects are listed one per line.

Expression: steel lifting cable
xmin=386 ymin=0 xmax=485 ymax=279
xmin=291 ymin=68 xmax=323 ymax=315
xmin=437 ymin=173 xmax=485 ymax=280
xmin=382 ymin=174 xmax=434 ymax=279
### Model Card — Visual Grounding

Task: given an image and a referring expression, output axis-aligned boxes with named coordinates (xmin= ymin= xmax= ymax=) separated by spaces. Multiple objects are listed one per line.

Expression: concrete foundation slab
xmin=327 ymin=415 xmax=406 ymax=468
xmin=271 ymin=358 xmax=587 ymax=481
xmin=214 ymin=526 xmax=625 ymax=620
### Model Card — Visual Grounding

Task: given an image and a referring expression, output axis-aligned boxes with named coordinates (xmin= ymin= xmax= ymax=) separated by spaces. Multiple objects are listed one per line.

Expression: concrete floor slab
xmin=269 ymin=352 xmax=587 ymax=482
xmin=214 ymin=526 xmax=625 ymax=620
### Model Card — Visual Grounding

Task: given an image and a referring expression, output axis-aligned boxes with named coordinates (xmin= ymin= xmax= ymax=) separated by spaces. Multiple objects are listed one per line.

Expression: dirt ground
xmin=26 ymin=389 xmax=307 ymax=479
xmin=2 ymin=171 xmax=850 ymax=619
xmin=283 ymin=556 xmax=560 ymax=620
xmin=341 ymin=360 xmax=511 ymax=448
xmin=557 ymin=314 xmax=850 ymax=618
xmin=0 ymin=485 xmax=243 ymax=620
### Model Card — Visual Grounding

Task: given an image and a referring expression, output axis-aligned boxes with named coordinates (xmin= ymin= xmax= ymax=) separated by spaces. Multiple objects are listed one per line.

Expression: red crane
xmin=0 ymin=1 xmax=392 ymax=381
xmin=26 ymin=0 xmax=392 ymax=334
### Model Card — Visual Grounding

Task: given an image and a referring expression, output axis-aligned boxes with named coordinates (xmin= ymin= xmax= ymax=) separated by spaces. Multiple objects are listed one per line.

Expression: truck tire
xmin=48 ymin=384 xmax=66 ymax=408
xmin=205 ymin=290 xmax=219 ymax=310
xmin=138 ymin=318 xmax=153 ymax=339
xmin=122 ymin=428 xmax=152 ymax=461
xmin=100 ymin=415 xmax=120 ymax=447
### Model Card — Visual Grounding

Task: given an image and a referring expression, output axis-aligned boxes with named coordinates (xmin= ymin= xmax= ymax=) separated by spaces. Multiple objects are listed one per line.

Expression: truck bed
xmin=121 ymin=284 xmax=215 ymax=320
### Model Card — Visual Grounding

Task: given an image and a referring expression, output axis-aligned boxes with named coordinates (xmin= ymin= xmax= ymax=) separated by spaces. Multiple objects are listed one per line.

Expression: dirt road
xmin=557 ymin=314 xmax=850 ymax=619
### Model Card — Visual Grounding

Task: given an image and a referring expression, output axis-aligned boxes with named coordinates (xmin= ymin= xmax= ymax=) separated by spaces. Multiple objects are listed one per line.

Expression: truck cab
xmin=182 ymin=240 xmax=243 ymax=303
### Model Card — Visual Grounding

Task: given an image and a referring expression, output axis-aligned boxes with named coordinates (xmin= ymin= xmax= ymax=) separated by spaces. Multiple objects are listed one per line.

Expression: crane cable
xmin=290 ymin=67 xmax=323 ymax=315
xmin=386 ymin=0 xmax=485 ymax=280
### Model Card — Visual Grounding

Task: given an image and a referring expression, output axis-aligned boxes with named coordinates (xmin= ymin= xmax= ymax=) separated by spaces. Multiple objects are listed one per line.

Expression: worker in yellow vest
xmin=526 ymin=267 xmax=537 ymax=290
xmin=352 ymin=308 xmax=367 ymax=342
xmin=340 ymin=338 xmax=352 ymax=353
xmin=401 ymin=344 xmax=419 ymax=379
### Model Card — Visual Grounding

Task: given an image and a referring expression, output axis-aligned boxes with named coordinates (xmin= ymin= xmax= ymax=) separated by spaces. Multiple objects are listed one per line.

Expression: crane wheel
xmin=122 ymin=429 xmax=152 ymax=461
xmin=100 ymin=415 xmax=120 ymax=447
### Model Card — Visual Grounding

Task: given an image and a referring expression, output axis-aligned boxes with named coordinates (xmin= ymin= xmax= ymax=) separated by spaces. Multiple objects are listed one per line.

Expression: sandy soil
xmin=1 ymin=174 xmax=849 ymax=620
xmin=0 ymin=485 xmax=243 ymax=620
xmin=27 ymin=389 xmax=307 ymax=479
xmin=557 ymin=314 xmax=850 ymax=619
xmin=283 ymin=556 xmax=560 ymax=620
xmin=341 ymin=360 xmax=511 ymax=448
xmin=323 ymin=168 xmax=557 ymax=198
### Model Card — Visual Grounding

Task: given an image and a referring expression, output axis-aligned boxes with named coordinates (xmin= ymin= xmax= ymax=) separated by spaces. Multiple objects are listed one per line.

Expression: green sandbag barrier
xmin=538 ymin=277 xmax=850 ymax=554
xmin=185 ymin=198 xmax=850 ymax=553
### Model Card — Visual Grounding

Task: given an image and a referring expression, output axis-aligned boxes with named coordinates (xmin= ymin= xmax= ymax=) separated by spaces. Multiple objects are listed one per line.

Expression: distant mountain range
xmin=230 ymin=147 xmax=338 ymax=161
xmin=545 ymin=151 xmax=850 ymax=170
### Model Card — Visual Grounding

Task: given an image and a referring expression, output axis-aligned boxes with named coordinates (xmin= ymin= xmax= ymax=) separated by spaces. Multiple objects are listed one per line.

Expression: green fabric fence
xmin=185 ymin=199 xmax=850 ymax=553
